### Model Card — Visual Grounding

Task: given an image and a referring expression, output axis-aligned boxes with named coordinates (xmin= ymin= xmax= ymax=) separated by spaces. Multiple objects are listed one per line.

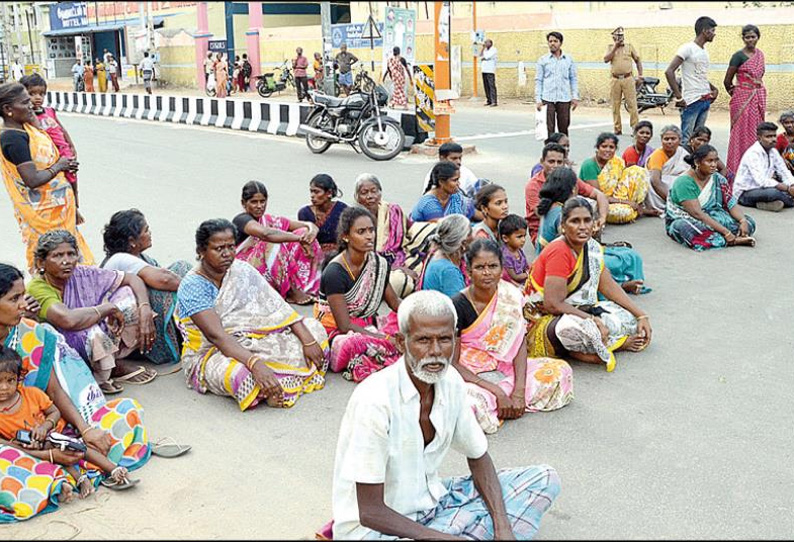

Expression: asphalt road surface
xmin=2 ymin=103 xmax=791 ymax=539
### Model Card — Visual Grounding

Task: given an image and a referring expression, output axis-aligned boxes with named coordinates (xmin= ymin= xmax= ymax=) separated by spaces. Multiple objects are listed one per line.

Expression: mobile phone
xmin=15 ymin=429 xmax=33 ymax=445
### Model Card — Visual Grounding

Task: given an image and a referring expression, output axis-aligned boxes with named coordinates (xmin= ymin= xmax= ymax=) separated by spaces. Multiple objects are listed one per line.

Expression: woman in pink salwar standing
xmin=724 ymin=25 xmax=766 ymax=179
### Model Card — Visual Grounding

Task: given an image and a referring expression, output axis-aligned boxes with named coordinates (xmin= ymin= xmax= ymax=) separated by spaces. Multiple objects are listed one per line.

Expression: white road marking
xmin=454 ymin=121 xmax=614 ymax=142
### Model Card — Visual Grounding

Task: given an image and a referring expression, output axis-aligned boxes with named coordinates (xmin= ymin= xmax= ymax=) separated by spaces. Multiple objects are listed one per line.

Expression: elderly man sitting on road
xmin=330 ymin=290 xmax=561 ymax=540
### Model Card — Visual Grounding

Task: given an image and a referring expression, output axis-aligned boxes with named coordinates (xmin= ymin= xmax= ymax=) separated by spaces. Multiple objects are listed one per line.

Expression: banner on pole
xmin=414 ymin=65 xmax=435 ymax=132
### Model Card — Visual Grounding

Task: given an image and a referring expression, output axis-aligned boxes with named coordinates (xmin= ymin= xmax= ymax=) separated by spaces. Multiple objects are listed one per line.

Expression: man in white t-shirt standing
xmin=665 ymin=16 xmax=719 ymax=145
xmin=138 ymin=51 xmax=156 ymax=95
xmin=480 ymin=39 xmax=498 ymax=107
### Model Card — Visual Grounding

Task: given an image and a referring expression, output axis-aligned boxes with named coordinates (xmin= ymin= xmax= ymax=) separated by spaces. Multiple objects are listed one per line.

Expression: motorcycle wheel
xmin=257 ymin=82 xmax=273 ymax=98
xmin=305 ymin=114 xmax=333 ymax=154
xmin=358 ymin=117 xmax=405 ymax=161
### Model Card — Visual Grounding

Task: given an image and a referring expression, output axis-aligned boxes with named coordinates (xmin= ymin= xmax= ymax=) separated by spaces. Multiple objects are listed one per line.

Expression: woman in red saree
xmin=724 ymin=25 xmax=766 ymax=178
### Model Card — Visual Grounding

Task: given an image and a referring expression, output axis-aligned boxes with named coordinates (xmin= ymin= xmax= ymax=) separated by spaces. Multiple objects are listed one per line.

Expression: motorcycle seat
xmin=313 ymin=94 xmax=346 ymax=107
xmin=642 ymin=76 xmax=660 ymax=85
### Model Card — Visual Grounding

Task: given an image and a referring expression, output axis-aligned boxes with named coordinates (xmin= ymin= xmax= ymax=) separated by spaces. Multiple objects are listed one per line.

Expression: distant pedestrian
xmin=665 ymin=16 xmax=719 ymax=145
xmin=293 ymin=47 xmax=310 ymax=102
xmin=479 ymin=39 xmax=498 ymax=106
xmin=241 ymin=53 xmax=252 ymax=91
xmin=535 ymin=31 xmax=579 ymax=136
xmin=95 ymin=57 xmax=107 ymax=92
xmin=232 ymin=55 xmax=242 ymax=93
xmin=335 ymin=43 xmax=358 ymax=96
xmin=203 ymin=50 xmax=214 ymax=87
xmin=11 ymin=59 xmax=24 ymax=81
xmin=138 ymin=51 xmax=155 ymax=95
xmin=107 ymin=55 xmax=120 ymax=93
xmin=383 ymin=46 xmax=412 ymax=109
xmin=312 ymin=52 xmax=324 ymax=87
xmin=604 ymin=27 xmax=643 ymax=135
xmin=214 ymin=53 xmax=228 ymax=98
xmin=103 ymin=48 xmax=111 ymax=67
xmin=83 ymin=60 xmax=94 ymax=92
xmin=71 ymin=59 xmax=84 ymax=91
xmin=724 ymin=24 xmax=766 ymax=177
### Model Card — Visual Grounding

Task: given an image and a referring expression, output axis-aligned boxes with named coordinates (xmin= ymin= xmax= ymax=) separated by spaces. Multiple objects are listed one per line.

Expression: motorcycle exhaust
xmin=299 ymin=124 xmax=341 ymax=142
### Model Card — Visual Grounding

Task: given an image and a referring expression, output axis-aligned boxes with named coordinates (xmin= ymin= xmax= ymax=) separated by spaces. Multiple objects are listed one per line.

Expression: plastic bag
xmin=535 ymin=104 xmax=548 ymax=141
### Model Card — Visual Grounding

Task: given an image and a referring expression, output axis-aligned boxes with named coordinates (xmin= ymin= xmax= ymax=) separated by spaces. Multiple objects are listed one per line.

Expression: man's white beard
xmin=406 ymin=352 xmax=450 ymax=385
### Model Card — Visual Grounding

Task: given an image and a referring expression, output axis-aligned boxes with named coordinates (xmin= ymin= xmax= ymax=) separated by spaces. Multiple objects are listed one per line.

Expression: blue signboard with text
xmin=49 ymin=2 xmax=89 ymax=31
xmin=331 ymin=22 xmax=384 ymax=49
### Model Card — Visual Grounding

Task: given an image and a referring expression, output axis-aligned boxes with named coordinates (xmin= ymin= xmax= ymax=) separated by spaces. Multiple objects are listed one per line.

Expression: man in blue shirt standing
xmin=535 ymin=31 xmax=579 ymax=136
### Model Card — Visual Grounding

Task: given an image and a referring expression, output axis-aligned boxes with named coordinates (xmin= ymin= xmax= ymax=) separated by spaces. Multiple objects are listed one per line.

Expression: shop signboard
xmin=49 ymin=2 xmax=89 ymax=31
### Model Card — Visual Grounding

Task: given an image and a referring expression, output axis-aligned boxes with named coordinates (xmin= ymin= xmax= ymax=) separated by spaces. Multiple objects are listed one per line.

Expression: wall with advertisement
xmin=382 ymin=7 xmax=416 ymax=75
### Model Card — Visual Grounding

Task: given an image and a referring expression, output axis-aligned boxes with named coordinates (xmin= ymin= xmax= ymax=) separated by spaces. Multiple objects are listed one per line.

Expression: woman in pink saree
xmin=725 ymin=25 xmax=766 ymax=177
xmin=451 ymin=239 xmax=573 ymax=434
xmin=233 ymin=181 xmax=322 ymax=305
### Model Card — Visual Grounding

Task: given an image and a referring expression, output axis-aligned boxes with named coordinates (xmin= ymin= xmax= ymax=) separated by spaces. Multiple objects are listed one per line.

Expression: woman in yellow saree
xmin=0 ymin=83 xmax=93 ymax=272
xmin=524 ymin=198 xmax=652 ymax=372
xmin=579 ymin=132 xmax=655 ymax=223
xmin=452 ymin=240 xmax=573 ymax=434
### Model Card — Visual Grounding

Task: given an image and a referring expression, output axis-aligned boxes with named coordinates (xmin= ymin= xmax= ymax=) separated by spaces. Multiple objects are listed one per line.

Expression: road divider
xmin=45 ymin=91 xmax=427 ymax=149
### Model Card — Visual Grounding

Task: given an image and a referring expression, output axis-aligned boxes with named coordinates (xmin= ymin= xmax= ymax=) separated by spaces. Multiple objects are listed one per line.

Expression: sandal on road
xmin=113 ymin=366 xmax=157 ymax=385
xmin=99 ymin=380 xmax=124 ymax=395
xmin=151 ymin=437 xmax=192 ymax=459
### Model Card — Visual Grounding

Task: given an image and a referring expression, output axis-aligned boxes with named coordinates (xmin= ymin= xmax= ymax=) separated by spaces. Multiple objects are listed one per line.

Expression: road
xmin=1 ymin=102 xmax=792 ymax=539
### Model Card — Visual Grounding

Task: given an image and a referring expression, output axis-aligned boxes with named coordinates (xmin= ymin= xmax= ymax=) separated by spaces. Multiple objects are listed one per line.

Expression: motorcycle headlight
xmin=376 ymin=85 xmax=389 ymax=106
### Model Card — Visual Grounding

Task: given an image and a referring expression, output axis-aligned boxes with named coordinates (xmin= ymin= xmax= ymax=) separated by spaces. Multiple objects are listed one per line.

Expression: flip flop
xmin=101 ymin=477 xmax=140 ymax=491
xmin=99 ymin=380 xmax=124 ymax=395
xmin=114 ymin=366 xmax=157 ymax=385
xmin=156 ymin=364 xmax=182 ymax=376
xmin=151 ymin=437 xmax=192 ymax=459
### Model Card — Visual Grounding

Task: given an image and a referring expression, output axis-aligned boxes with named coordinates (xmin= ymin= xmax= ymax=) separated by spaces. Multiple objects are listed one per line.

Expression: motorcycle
xmin=299 ymin=70 xmax=406 ymax=161
xmin=625 ymin=76 xmax=674 ymax=114
xmin=256 ymin=61 xmax=295 ymax=98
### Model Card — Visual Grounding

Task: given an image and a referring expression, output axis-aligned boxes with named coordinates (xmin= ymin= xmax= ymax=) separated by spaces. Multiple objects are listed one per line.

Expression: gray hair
xmin=660 ymin=125 xmax=682 ymax=139
xmin=35 ymin=230 xmax=78 ymax=262
xmin=398 ymin=290 xmax=457 ymax=337
xmin=354 ymin=173 xmax=382 ymax=197
xmin=780 ymin=110 xmax=794 ymax=123
xmin=429 ymin=214 xmax=471 ymax=257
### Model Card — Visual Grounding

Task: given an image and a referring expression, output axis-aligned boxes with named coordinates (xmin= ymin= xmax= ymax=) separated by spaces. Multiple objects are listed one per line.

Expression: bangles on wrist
xmin=302 ymin=340 xmax=318 ymax=348
xmin=244 ymin=355 xmax=260 ymax=371
xmin=92 ymin=306 xmax=102 ymax=318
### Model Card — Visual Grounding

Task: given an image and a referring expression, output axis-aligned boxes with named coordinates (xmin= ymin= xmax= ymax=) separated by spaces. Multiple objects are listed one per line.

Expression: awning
xmin=43 ymin=17 xmax=164 ymax=37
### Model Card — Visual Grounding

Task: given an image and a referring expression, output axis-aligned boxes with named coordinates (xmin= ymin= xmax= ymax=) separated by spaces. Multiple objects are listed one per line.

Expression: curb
xmin=45 ymin=91 xmax=428 ymax=149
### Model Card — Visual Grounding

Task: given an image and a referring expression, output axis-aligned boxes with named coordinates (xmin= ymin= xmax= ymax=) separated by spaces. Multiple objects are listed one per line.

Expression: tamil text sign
xmin=331 ymin=22 xmax=384 ymax=49
xmin=49 ymin=2 xmax=89 ymax=31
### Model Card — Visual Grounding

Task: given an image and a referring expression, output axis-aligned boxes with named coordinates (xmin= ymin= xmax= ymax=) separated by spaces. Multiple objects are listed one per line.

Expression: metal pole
xmin=320 ymin=1 xmax=334 ymax=95
xmin=471 ymin=1 xmax=477 ymax=98
xmin=433 ymin=1 xmax=451 ymax=144
xmin=25 ymin=8 xmax=34 ymax=66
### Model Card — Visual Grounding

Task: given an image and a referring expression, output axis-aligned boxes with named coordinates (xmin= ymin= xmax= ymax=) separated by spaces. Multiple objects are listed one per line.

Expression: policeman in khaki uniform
xmin=603 ymin=27 xmax=644 ymax=134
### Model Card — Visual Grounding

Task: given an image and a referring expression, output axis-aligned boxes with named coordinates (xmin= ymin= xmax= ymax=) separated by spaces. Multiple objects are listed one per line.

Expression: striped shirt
xmin=535 ymin=52 xmax=579 ymax=104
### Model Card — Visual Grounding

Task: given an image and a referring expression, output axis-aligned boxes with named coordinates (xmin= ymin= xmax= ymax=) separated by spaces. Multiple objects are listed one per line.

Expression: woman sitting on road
xmin=525 ymin=198 xmax=652 ymax=372
xmin=472 ymin=184 xmax=509 ymax=242
xmin=234 ymin=181 xmax=322 ymax=305
xmin=176 ymin=219 xmax=328 ymax=411
xmin=101 ymin=209 xmax=191 ymax=366
xmin=537 ymin=168 xmax=649 ymax=295
xmin=645 ymin=125 xmax=690 ymax=213
xmin=26 ymin=231 xmax=158 ymax=395
xmin=419 ymin=214 xmax=472 ymax=298
xmin=354 ymin=173 xmax=428 ymax=298
xmin=412 ymin=162 xmax=480 ymax=222
xmin=683 ymin=126 xmax=730 ymax=179
xmin=665 ymin=144 xmax=756 ymax=251
xmin=451 ymin=239 xmax=573 ymax=434
xmin=314 ymin=207 xmax=402 ymax=383
xmin=0 ymin=83 xmax=92 ymax=272
xmin=621 ymin=120 xmax=655 ymax=167
xmin=579 ymin=132 xmax=653 ymax=223
xmin=298 ymin=174 xmax=349 ymax=257
xmin=0 ymin=264 xmax=154 ymax=521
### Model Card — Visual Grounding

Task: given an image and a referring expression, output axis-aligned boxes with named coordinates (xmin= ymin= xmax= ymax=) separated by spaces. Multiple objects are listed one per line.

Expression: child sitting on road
xmin=19 ymin=74 xmax=83 ymax=222
xmin=0 ymin=347 xmax=136 ymax=498
xmin=499 ymin=214 xmax=530 ymax=287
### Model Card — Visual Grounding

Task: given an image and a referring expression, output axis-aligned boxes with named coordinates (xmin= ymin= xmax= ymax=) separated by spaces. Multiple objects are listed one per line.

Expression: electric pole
xmin=321 ymin=1 xmax=335 ymax=95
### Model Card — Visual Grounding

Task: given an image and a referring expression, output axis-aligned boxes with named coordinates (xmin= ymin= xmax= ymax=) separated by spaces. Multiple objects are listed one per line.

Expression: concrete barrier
xmin=45 ymin=91 xmax=428 ymax=148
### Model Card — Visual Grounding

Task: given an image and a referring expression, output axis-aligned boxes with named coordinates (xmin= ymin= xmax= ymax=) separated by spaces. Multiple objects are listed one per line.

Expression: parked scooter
xmin=256 ymin=61 xmax=295 ymax=98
